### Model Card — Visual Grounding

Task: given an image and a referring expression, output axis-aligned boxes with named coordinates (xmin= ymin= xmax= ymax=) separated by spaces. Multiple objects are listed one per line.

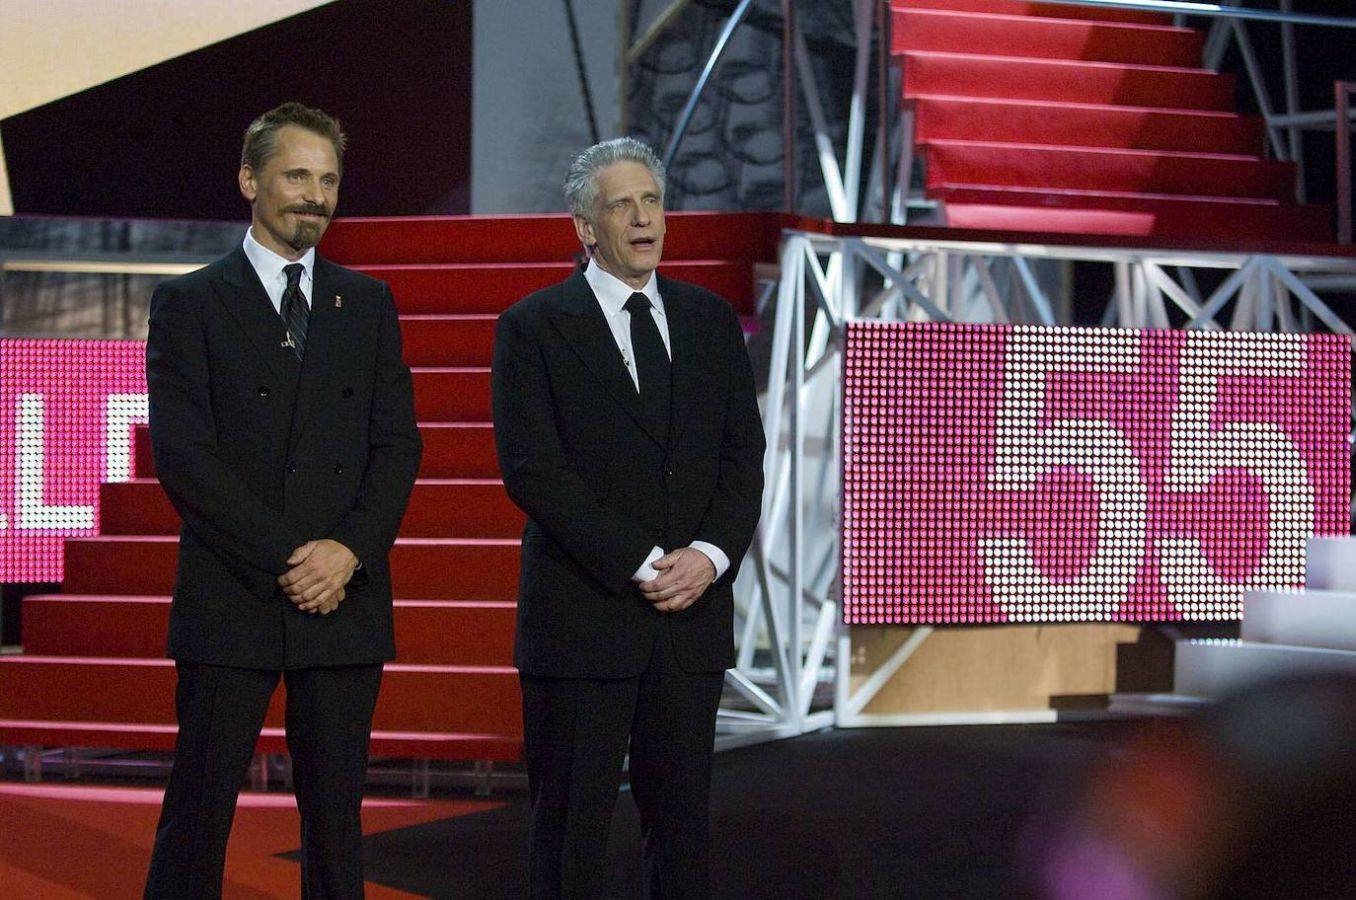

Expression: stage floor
xmin=1 ymin=721 xmax=1134 ymax=898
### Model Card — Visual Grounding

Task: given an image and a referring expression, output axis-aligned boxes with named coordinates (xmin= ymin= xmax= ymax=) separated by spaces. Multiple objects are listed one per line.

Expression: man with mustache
xmin=143 ymin=102 xmax=421 ymax=899
xmin=492 ymin=138 xmax=765 ymax=898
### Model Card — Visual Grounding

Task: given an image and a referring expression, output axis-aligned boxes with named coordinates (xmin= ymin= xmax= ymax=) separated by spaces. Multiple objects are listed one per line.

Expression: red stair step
xmin=21 ymin=595 xmax=516 ymax=665
xmin=0 ymin=719 xmax=521 ymax=760
xmin=899 ymin=51 xmax=1235 ymax=110
xmin=893 ymin=8 xmax=1202 ymax=67
xmin=360 ymin=730 xmax=520 ymax=761
xmin=364 ymin=664 xmax=523 ymax=734
xmin=20 ymin=596 xmax=172 ymax=658
xmin=419 ymin=424 xmax=501 ymax=478
xmin=395 ymin=480 xmax=522 ymax=539
xmin=893 ymin=0 xmax=1171 ymax=26
xmin=364 ymin=260 xmax=756 ymax=315
xmin=372 ymin=262 xmax=572 ymax=314
xmin=133 ymin=422 xmax=501 ymax=480
xmin=924 ymin=140 xmax=1296 ymax=200
xmin=0 ymin=657 xmax=176 ymax=724
xmin=61 ymin=536 xmax=521 ymax=601
xmin=391 ymin=600 xmax=517 ymax=666
xmin=328 ymin=216 xmax=582 ymax=265
xmin=0 ymin=719 xmax=177 ymax=752
xmin=938 ymin=192 xmax=1332 ymax=241
xmin=0 ymin=656 xmax=522 ymax=737
xmin=401 ymin=314 xmax=496 ymax=367
xmin=320 ymin=211 xmax=786 ymax=266
xmin=412 ymin=367 xmax=491 ymax=421
xmin=97 ymin=478 xmax=178 ymax=534
xmin=99 ymin=478 xmax=522 ymax=539
xmin=133 ymin=425 xmax=153 ymax=478
xmin=910 ymin=95 xmax=1264 ymax=155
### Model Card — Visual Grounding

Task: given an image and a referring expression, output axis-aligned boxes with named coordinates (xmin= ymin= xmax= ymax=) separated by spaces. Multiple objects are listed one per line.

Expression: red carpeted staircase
xmin=0 ymin=212 xmax=780 ymax=771
xmin=894 ymin=0 xmax=1331 ymax=240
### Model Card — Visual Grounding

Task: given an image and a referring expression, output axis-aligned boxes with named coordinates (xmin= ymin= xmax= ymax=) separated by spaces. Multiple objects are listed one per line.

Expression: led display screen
xmin=842 ymin=323 xmax=1351 ymax=624
xmin=0 ymin=339 xmax=147 ymax=582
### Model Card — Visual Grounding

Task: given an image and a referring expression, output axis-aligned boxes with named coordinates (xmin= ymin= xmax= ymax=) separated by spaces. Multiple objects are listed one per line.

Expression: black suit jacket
xmin=492 ymin=270 xmax=765 ymax=678
xmin=146 ymin=246 xmax=421 ymax=670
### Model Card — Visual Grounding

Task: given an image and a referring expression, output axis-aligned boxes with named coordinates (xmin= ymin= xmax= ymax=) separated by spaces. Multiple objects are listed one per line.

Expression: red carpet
xmin=0 ymin=782 xmax=498 ymax=899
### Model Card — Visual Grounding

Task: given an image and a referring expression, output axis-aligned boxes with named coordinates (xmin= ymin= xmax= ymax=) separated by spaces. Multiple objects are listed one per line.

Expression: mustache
xmin=285 ymin=204 xmax=331 ymax=218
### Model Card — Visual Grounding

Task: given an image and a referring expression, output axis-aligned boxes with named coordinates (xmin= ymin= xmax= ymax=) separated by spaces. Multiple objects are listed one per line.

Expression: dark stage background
xmin=0 ymin=0 xmax=473 ymax=218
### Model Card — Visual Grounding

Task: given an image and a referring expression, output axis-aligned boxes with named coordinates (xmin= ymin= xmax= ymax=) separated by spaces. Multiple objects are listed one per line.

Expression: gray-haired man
xmin=492 ymin=138 xmax=765 ymax=898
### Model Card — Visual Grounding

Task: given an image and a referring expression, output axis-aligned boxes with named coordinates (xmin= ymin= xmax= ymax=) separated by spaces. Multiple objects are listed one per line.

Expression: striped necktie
xmin=281 ymin=263 xmax=308 ymax=360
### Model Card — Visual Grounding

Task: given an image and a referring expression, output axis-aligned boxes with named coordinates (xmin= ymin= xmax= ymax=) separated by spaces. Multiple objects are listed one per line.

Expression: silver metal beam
xmin=793 ymin=27 xmax=849 ymax=220
xmin=1268 ymin=109 xmax=1356 ymax=130
xmin=1231 ymin=20 xmax=1287 ymax=160
xmin=842 ymin=0 xmax=875 ymax=221
xmin=661 ymin=0 xmax=756 ymax=170
xmin=1279 ymin=0 xmax=1305 ymax=199
xmin=843 ymin=627 xmax=934 ymax=718
xmin=1265 ymin=259 xmax=1356 ymax=335
xmin=1012 ymin=257 xmax=1056 ymax=325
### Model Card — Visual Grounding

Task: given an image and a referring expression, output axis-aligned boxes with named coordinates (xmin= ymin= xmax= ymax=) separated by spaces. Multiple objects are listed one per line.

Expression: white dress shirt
xmin=243 ymin=227 xmax=314 ymax=315
xmin=583 ymin=259 xmax=730 ymax=584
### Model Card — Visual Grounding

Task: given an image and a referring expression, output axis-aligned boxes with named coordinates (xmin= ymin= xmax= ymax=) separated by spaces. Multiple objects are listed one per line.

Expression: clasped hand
xmin=278 ymin=539 xmax=357 ymax=615
xmin=640 ymin=547 xmax=715 ymax=613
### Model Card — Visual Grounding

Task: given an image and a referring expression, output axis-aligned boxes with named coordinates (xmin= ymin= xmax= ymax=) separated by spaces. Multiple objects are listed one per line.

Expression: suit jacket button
xmin=342 ymin=387 xmax=354 ymax=398
xmin=287 ymin=462 xmax=297 ymax=474
xmin=334 ymin=463 xmax=345 ymax=474
xmin=257 ymin=386 xmax=270 ymax=398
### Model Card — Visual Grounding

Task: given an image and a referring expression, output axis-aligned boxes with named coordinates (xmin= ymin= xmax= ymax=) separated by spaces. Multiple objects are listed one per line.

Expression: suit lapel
xmin=548 ymin=270 xmax=667 ymax=448
xmin=287 ymin=256 xmax=350 ymax=450
xmin=213 ymin=247 xmax=294 ymax=381
xmin=660 ymin=277 xmax=702 ymax=452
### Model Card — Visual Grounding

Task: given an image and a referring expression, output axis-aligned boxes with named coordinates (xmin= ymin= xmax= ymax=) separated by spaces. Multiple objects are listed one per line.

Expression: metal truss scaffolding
xmin=716 ymin=230 xmax=1356 ymax=744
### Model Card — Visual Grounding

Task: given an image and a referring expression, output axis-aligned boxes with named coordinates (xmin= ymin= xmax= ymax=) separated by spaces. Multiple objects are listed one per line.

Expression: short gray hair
xmin=563 ymin=137 xmax=666 ymax=219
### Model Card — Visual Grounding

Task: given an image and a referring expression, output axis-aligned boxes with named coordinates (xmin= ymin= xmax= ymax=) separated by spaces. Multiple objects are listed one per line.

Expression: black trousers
xmin=521 ymin=624 xmax=726 ymax=900
xmin=143 ymin=661 xmax=383 ymax=900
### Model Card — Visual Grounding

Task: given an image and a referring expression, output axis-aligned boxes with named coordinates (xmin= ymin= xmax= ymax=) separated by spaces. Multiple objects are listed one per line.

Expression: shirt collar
xmin=243 ymin=227 xmax=315 ymax=288
xmin=584 ymin=258 xmax=663 ymax=319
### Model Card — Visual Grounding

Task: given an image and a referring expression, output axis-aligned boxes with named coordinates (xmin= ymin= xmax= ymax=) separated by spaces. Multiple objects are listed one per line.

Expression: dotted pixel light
xmin=842 ymin=323 xmax=1352 ymax=625
xmin=0 ymin=339 xmax=148 ymax=582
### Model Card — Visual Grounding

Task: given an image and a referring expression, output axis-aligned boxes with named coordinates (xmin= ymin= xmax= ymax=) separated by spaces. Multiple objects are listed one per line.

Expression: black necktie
xmin=281 ymin=263 xmax=309 ymax=361
xmin=624 ymin=292 xmax=671 ymax=435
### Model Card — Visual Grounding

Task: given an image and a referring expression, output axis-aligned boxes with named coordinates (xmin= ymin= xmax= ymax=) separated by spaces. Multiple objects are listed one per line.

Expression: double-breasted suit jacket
xmin=492 ymin=269 xmax=766 ymax=678
xmin=146 ymin=246 xmax=421 ymax=670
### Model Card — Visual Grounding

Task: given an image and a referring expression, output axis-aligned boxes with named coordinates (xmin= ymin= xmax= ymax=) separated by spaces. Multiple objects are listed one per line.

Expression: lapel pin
xmin=334 ymin=294 xmax=343 ymax=308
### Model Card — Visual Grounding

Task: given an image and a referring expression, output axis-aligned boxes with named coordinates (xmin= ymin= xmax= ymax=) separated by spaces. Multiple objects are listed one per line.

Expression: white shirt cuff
xmin=632 ymin=545 xmax=664 ymax=583
xmin=688 ymin=541 xmax=729 ymax=581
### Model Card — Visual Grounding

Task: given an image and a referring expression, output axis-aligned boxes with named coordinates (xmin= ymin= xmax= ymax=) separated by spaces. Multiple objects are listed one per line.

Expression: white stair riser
xmin=1306 ymin=536 xmax=1356 ymax=591
xmin=1174 ymin=640 xmax=1356 ymax=698
xmin=1242 ymin=589 xmax=1356 ymax=652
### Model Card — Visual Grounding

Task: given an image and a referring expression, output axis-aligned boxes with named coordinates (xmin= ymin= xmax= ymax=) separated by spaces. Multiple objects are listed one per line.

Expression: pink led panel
xmin=842 ymin=323 xmax=1351 ymax=624
xmin=0 ymin=339 xmax=147 ymax=582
